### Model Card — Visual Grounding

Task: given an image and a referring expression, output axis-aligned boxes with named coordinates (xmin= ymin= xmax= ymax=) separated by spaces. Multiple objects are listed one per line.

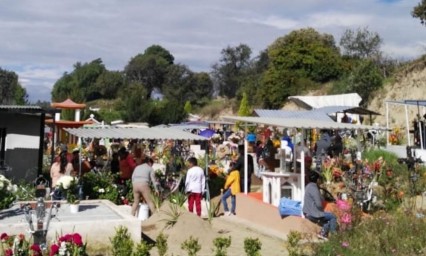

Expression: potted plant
xmin=57 ymin=176 xmax=80 ymax=213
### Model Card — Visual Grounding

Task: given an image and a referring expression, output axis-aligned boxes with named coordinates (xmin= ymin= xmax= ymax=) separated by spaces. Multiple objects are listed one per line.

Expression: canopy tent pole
xmin=300 ymin=128 xmax=306 ymax=217
xmin=386 ymin=102 xmax=390 ymax=145
xmin=244 ymin=123 xmax=248 ymax=195
xmin=405 ymin=105 xmax=411 ymax=146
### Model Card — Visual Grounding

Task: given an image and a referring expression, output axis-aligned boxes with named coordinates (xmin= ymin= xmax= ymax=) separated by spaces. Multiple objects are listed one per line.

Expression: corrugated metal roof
xmin=64 ymin=127 xmax=208 ymax=140
xmin=221 ymin=116 xmax=387 ymax=130
xmin=254 ymin=109 xmax=333 ymax=121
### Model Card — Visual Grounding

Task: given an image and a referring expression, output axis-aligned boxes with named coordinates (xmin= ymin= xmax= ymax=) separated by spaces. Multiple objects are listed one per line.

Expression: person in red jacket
xmin=118 ymin=147 xmax=136 ymax=182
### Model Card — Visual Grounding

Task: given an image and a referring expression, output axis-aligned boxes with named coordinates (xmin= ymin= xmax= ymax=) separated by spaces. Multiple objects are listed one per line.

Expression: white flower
xmin=0 ymin=181 xmax=3 ymax=190
xmin=98 ymin=188 xmax=105 ymax=193
xmin=56 ymin=176 xmax=77 ymax=189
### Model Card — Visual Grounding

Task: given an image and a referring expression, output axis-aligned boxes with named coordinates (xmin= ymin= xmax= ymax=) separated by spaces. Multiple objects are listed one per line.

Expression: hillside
xmin=368 ymin=56 xmax=426 ymax=128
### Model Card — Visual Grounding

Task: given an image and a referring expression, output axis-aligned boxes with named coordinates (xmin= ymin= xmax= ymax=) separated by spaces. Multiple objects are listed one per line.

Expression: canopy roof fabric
xmin=221 ymin=116 xmax=386 ymax=130
xmin=254 ymin=109 xmax=333 ymax=121
xmin=386 ymin=100 xmax=426 ymax=107
xmin=64 ymin=127 xmax=208 ymax=140
xmin=314 ymin=106 xmax=381 ymax=116
xmin=51 ymin=98 xmax=86 ymax=109
xmin=288 ymin=93 xmax=362 ymax=109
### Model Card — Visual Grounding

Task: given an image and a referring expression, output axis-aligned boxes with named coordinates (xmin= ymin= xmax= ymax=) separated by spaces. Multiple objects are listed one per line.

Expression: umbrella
xmin=199 ymin=129 xmax=216 ymax=138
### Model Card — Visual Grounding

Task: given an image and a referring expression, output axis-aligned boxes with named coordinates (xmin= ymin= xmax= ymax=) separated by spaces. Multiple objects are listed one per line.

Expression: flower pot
xmin=69 ymin=204 xmax=80 ymax=214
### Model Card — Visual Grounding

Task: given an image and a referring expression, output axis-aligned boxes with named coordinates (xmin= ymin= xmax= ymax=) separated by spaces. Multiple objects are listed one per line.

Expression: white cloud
xmin=0 ymin=0 xmax=424 ymax=102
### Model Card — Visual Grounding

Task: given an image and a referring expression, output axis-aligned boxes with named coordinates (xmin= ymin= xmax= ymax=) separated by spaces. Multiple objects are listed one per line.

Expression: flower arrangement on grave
xmin=0 ymin=233 xmax=44 ymax=256
xmin=389 ymin=127 xmax=403 ymax=145
xmin=211 ymin=133 xmax=222 ymax=143
xmin=50 ymin=233 xmax=87 ymax=256
xmin=227 ymin=133 xmax=241 ymax=144
xmin=57 ymin=176 xmax=79 ymax=204
xmin=0 ymin=175 xmax=17 ymax=210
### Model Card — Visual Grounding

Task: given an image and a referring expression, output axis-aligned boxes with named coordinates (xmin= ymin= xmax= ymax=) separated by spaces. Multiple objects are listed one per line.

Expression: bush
xmin=311 ymin=211 xmax=426 ymax=255
xmin=244 ymin=237 xmax=262 ymax=256
xmin=110 ymin=226 xmax=134 ymax=256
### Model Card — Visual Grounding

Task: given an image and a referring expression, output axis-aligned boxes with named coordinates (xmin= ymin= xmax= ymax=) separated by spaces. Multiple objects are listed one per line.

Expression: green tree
xmin=184 ymin=100 xmax=192 ymax=114
xmin=94 ymin=70 xmax=124 ymax=99
xmin=162 ymin=64 xmax=195 ymax=105
xmin=412 ymin=0 xmax=426 ymax=26
xmin=238 ymin=92 xmax=251 ymax=116
xmin=124 ymin=45 xmax=174 ymax=99
xmin=192 ymin=72 xmax=214 ymax=106
xmin=51 ymin=58 xmax=106 ymax=102
xmin=0 ymin=68 xmax=27 ymax=105
xmin=239 ymin=50 xmax=269 ymax=107
xmin=340 ymin=27 xmax=383 ymax=59
xmin=211 ymin=44 xmax=252 ymax=98
xmin=267 ymin=27 xmax=342 ymax=83
xmin=334 ymin=59 xmax=383 ymax=106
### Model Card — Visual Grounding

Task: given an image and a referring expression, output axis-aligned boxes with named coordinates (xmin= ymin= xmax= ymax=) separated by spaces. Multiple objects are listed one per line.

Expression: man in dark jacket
xmin=232 ymin=145 xmax=254 ymax=193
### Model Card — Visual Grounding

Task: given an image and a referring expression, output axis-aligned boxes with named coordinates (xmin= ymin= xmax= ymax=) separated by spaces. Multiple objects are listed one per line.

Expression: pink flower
xmin=50 ymin=244 xmax=59 ymax=256
xmin=341 ymin=241 xmax=349 ymax=248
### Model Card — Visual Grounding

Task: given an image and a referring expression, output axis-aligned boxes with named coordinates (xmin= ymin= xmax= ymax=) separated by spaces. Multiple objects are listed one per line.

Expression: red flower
xmin=18 ymin=233 xmax=25 ymax=241
xmin=0 ymin=233 xmax=8 ymax=241
xmin=59 ymin=234 xmax=72 ymax=243
xmin=50 ymin=244 xmax=59 ymax=256
xmin=72 ymin=233 xmax=83 ymax=246
xmin=5 ymin=249 xmax=13 ymax=256
xmin=30 ymin=243 xmax=42 ymax=256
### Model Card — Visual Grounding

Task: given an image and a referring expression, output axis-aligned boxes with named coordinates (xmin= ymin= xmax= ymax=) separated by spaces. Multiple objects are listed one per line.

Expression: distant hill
xmin=368 ymin=55 xmax=426 ymax=128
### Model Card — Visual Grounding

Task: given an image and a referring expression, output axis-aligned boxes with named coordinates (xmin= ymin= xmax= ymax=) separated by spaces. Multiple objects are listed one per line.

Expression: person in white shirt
xmin=185 ymin=157 xmax=205 ymax=216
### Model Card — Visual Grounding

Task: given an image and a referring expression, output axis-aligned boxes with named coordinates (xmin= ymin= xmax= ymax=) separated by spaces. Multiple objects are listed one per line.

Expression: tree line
xmin=0 ymin=24 xmax=420 ymax=126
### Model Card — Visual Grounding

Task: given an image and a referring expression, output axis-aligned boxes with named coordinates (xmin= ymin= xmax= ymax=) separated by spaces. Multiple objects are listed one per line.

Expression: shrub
xmin=133 ymin=240 xmax=153 ymax=256
xmin=244 ymin=237 xmax=262 ymax=256
xmin=212 ymin=236 xmax=231 ymax=256
xmin=181 ymin=236 xmax=201 ymax=256
xmin=311 ymin=211 xmax=426 ymax=255
xmin=110 ymin=226 xmax=134 ymax=256
xmin=156 ymin=233 xmax=168 ymax=256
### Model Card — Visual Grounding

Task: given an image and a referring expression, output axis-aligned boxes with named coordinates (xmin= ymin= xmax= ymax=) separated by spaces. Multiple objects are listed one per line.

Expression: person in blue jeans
xmin=303 ymin=170 xmax=337 ymax=240
xmin=221 ymin=168 xmax=241 ymax=216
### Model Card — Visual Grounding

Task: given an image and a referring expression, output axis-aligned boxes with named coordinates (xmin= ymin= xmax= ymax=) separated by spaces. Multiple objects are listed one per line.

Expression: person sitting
xmin=303 ymin=170 xmax=337 ymax=240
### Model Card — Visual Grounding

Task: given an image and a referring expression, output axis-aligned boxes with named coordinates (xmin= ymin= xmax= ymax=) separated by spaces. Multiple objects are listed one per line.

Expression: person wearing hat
xmin=303 ymin=170 xmax=337 ymax=240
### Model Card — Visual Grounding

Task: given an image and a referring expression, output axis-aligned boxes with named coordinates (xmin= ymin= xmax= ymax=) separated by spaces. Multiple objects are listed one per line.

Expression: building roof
xmin=0 ymin=105 xmax=44 ymax=113
xmin=51 ymin=98 xmax=86 ymax=109
xmin=64 ymin=127 xmax=208 ymax=140
xmin=288 ymin=93 xmax=362 ymax=109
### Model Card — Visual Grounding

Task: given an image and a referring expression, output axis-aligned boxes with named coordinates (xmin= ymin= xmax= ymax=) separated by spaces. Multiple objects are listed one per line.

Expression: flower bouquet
xmin=56 ymin=176 xmax=79 ymax=204
xmin=0 ymin=175 xmax=17 ymax=210
xmin=50 ymin=233 xmax=87 ymax=256
xmin=0 ymin=233 xmax=43 ymax=256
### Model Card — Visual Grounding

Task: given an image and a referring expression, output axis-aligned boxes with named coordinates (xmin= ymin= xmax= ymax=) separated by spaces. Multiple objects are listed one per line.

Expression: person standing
xmin=232 ymin=145 xmax=253 ymax=193
xmin=185 ymin=157 xmax=205 ymax=217
xmin=131 ymin=157 xmax=157 ymax=216
xmin=50 ymin=150 xmax=74 ymax=188
xmin=118 ymin=147 xmax=137 ymax=182
xmin=303 ymin=170 xmax=337 ymax=240
xmin=221 ymin=168 xmax=241 ymax=216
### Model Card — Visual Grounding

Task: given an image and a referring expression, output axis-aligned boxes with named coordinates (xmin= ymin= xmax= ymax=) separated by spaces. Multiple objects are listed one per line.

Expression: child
xmin=221 ymin=168 xmax=241 ymax=216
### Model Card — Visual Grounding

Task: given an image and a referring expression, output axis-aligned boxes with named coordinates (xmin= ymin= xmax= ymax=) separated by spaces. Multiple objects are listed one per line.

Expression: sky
xmin=1 ymin=0 xmax=425 ymax=102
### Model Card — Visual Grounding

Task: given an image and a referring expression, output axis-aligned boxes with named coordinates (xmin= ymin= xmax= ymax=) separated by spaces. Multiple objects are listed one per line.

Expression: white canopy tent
xmin=220 ymin=115 xmax=387 ymax=214
xmin=64 ymin=127 xmax=209 ymax=141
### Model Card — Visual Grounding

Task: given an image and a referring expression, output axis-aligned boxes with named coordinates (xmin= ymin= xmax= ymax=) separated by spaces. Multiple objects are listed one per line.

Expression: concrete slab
xmin=0 ymin=200 xmax=141 ymax=245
